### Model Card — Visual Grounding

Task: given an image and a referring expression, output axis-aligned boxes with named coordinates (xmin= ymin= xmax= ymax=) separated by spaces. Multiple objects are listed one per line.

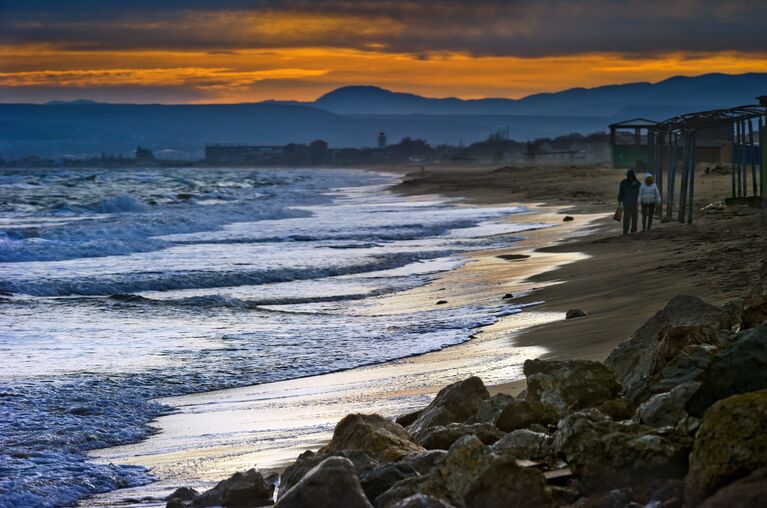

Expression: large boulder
xmin=491 ymin=429 xmax=552 ymax=461
xmin=633 ymin=381 xmax=702 ymax=428
xmin=278 ymin=449 xmax=380 ymax=498
xmin=415 ymin=422 xmax=503 ymax=450
xmin=553 ymin=409 xmax=691 ymax=492
xmin=698 ymin=467 xmax=767 ymax=508
xmin=523 ymin=359 xmax=621 ymax=421
xmin=376 ymin=435 xmax=494 ymax=508
xmin=320 ymin=414 xmax=424 ymax=462
xmin=407 ymin=377 xmax=490 ymax=440
xmin=686 ymin=324 xmax=767 ymax=417
xmin=274 ymin=456 xmax=373 ymax=508
xmin=397 ymin=450 xmax=447 ymax=475
xmin=647 ymin=343 xmax=719 ymax=395
xmin=360 ymin=463 xmax=418 ymax=503
xmin=685 ymin=390 xmax=767 ymax=506
xmin=472 ymin=393 xmax=514 ymax=424
xmin=605 ymin=295 xmax=732 ymax=404
xmin=741 ymin=259 xmax=767 ymax=329
xmin=193 ymin=469 xmax=274 ymax=507
xmin=463 ymin=456 xmax=554 ymax=508
xmin=495 ymin=399 xmax=542 ymax=431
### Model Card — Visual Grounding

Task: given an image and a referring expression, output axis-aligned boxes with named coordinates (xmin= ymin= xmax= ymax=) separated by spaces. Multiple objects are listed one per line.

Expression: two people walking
xmin=618 ymin=169 xmax=661 ymax=235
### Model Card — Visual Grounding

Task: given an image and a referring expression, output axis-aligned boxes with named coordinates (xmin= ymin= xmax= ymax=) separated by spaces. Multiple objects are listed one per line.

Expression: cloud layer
xmin=1 ymin=0 xmax=766 ymax=102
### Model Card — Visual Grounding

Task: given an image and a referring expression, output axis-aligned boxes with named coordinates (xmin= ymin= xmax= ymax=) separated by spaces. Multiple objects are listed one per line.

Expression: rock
xmin=415 ymin=422 xmax=503 ymax=450
xmin=501 ymin=293 xmax=514 ymax=300
xmin=376 ymin=435 xmax=493 ymax=508
xmin=436 ymin=300 xmax=448 ymax=305
xmin=697 ymin=467 xmax=767 ymax=508
xmin=648 ymin=344 xmax=719 ymax=395
xmin=390 ymin=494 xmax=457 ymax=508
xmin=741 ymin=260 xmax=767 ymax=329
xmin=168 ymin=487 xmax=200 ymax=502
xmin=565 ymin=309 xmax=587 ymax=319
xmin=396 ymin=409 xmax=423 ymax=428
xmin=524 ymin=359 xmax=620 ymax=421
xmin=472 ymin=393 xmax=514 ymax=424
xmin=278 ymin=449 xmax=380 ymax=498
xmin=574 ymin=488 xmax=637 ymax=508
xmin=553 ymin=409 xmax=691 ymax=492
xmin=398 ymin=450 xmax=447 ymax=474
xmin=195 ymin=469 xmax=274 ymax=507
xmin=595 ymin=399 xmax=633 ymax=421
xmin=407 ymin=377 xmax=490 ymax=440
xmin=360 ymin=463 xmax=418 ymax=503
xmin=491 ymin=429 xmax=552 ymax=460
xmin=563 ymin=216 xmax=575 ymax=222
xmin=685 ymin=390 xmax=767 ymax=506
xmin=167 ymin=499 xmax=188 ymax=508
xmin=634 ymin=382 xmax=701 ymax=428
xmin=463 ymin=456 xmax=554 ymax=508
xmin=605 ymin=295 xmax=733 ymax=404
xmin=275 ymin=457 xmax=372 ymax=508
xmin=685 ymin=324 xmax=767 ymax=417
xmin=495 ymin=399 xmax=542 ymax=431
xmin=320 ymin=414 xmax=424 ymax=463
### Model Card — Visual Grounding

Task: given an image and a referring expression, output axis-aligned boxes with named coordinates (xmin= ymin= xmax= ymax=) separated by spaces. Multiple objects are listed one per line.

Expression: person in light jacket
xmin=638 ymin=173 xmax=662 ymax=232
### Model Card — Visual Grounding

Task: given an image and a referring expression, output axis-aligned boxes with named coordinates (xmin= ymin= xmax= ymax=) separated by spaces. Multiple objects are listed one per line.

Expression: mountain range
xmin=2 ymin=73 xmax=766 ymax=158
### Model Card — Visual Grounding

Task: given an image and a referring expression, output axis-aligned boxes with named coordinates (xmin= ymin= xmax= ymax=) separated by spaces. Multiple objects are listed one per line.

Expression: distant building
xmin=377 ymin=131 xmax=387 ymax=148
xmin=205 ymin=144 xmax=283 ymax=165
xmin=309 ymin=140 xmax=329 ymax=165
xmin=135 ymin=146 xmax=155 ymax=163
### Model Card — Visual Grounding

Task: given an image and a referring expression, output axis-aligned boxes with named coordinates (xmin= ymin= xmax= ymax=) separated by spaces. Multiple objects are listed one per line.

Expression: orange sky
xmin=3 ymin=46 xmax=767 ymax=103
xmin=2 ymin=1 xmax=767 ymax=103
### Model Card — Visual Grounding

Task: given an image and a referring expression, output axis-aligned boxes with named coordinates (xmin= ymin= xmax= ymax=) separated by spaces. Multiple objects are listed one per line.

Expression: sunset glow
xmin=2 ymin=1 xmax=767 ymax=102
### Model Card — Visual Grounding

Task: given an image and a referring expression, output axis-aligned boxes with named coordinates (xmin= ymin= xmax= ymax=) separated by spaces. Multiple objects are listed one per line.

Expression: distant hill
xmin=307 ymin=73 xmax=767 ymax=116
xmin=2 ymin=73 xmax=765 ymax=158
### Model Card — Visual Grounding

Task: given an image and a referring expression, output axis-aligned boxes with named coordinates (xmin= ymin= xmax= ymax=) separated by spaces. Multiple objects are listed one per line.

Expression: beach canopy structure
xmin=608 ymin=118 xmax=658 ymax=169
xmin=644 ymin=104 xmax=767 ymax=224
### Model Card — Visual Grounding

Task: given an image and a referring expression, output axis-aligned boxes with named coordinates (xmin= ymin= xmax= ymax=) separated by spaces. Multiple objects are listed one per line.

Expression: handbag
xmin=613 ymin=206 xmax=623 ymax=222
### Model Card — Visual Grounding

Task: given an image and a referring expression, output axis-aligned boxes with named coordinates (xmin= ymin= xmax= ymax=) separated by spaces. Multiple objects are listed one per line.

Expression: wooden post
xmin=740 ymin=121 xmax=748 ymax=197
xmin=678 ymin=132 xmax=690 ymax=223
xmin=688 ymin=131 xmax=697 ymax=224
xmin=657 ymin=131 xmax=664 ymax=217
xmin=749 ymin=119 xmax=757 ymax=197
xmin=668 ymin=131 xmax=677 ymax=218
xmin=648 ymin=130 xmax=655 ymax=175
xmin=731 ymin=121 xmax=737 ymax=198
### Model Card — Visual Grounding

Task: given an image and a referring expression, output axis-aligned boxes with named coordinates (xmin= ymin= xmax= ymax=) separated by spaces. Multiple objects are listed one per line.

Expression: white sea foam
xmin=0 ymin=166 xmax=546 ymax=507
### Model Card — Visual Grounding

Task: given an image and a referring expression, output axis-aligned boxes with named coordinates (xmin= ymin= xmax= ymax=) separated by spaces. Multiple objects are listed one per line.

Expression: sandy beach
xmin=85 ymin=163 xmax=766 ymax=506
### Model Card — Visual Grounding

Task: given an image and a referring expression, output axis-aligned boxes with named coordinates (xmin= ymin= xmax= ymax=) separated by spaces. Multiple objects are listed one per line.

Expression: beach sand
xmin=85 ymin=163 xmax=766 ymax=505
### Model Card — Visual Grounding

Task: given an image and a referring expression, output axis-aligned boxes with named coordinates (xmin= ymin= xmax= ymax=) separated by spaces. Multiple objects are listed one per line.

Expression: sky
xmin=1 ymin=0 xmax=767 ymax=103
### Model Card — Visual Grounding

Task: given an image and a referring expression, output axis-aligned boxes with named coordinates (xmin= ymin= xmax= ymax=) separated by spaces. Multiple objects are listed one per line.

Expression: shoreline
xmin=84 ymin=178 xmax=592 ymax=506
xmin=85 ymin=162 xmax=766 ymax=506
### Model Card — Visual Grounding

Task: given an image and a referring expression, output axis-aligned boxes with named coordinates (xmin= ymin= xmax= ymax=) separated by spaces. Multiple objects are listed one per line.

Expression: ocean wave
xmin=0 ymin=252 xmax=444 ymax=296
xmin=89 ymin=193 xmax=150 ymax=214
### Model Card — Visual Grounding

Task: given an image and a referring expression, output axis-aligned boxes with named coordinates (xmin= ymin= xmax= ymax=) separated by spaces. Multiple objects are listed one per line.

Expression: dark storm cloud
xmin=1 ymin=0 xmax=766 ymax=56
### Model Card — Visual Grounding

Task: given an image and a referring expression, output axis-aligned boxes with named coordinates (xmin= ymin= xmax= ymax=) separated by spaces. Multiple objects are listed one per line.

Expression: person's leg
xmin=641 ymin=203 xmax=648 ymax=231
xmin=622 ymin=204 xmax=630 ymax=235
xmin=630 ymin=205 xmax=638 ymax=233
xmin=647 ymin=203 xmax=655 ymax=230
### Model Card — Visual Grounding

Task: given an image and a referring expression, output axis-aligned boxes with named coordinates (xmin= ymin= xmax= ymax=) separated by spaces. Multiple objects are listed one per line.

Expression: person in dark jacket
xmin=618 ymin=169 xmax=641 ymax=235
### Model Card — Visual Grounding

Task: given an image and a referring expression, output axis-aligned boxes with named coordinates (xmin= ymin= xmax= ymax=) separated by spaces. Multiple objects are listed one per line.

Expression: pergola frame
xmin=646 ymin=104 xmax=767 ymax=224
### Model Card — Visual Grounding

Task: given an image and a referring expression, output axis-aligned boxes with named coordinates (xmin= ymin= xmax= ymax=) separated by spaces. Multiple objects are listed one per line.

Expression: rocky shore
xmin=164 ymin=256 xmax=767 ymax=508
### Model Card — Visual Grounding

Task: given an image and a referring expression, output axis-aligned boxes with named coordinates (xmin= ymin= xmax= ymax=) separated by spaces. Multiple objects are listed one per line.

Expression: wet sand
xmin=84 ymin=193 xmax=595 ymax=506
xmin=85 ymin=163 xmax=766 ymax=505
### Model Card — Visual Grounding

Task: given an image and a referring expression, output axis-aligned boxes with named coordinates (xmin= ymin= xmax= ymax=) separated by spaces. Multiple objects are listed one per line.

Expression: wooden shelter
xmin=608 ymin=118 xmax=658 ymax=169
xmin=646 ymin=104 xmax=767 ymax=224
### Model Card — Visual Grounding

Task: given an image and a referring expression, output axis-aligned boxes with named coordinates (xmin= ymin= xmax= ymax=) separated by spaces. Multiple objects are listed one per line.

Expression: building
xmin=135 ymin=146 xmax=155 ymax=163
xmin=608 ymin=118 xmax=658 ymax=169
xmin=205 ymin=144 xmax=283 ymax=165
xmin=377 ymin=131 xmax=387 ymax=148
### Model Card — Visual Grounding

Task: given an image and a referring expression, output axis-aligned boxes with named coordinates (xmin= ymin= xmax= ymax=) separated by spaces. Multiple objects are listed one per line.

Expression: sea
xmin=0 ymin=166 xmax=544 ymax=507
